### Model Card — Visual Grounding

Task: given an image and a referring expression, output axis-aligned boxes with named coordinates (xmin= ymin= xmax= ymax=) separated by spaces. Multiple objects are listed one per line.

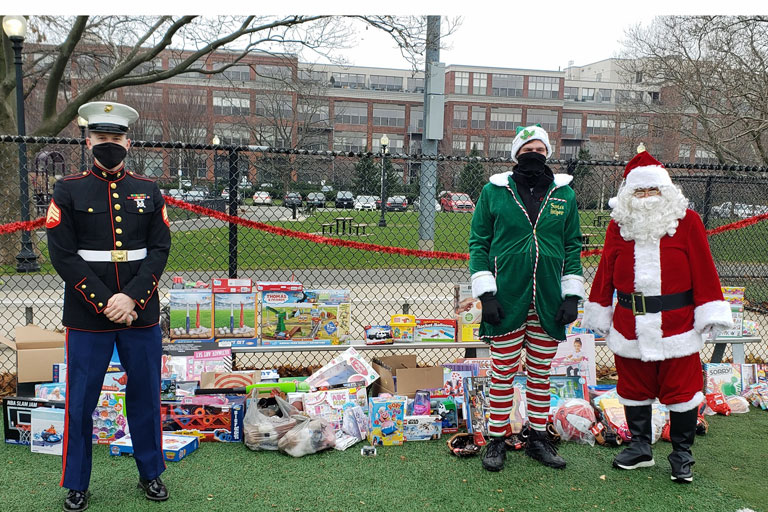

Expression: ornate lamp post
xmin=378 ymin=134 xmax=389 ymax=228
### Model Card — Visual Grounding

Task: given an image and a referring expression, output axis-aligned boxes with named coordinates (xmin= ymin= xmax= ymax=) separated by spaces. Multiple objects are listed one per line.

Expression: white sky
xmin=20 ymin=0 xmax=768 ymax=73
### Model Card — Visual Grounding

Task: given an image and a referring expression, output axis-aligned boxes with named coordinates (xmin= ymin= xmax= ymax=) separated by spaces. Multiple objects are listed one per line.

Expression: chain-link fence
xmin=1 ymin=136 xmax=766 ymax=383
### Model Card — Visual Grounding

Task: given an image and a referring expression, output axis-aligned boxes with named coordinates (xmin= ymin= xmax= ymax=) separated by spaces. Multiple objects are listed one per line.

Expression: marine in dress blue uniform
xmin=46 ymin=102 xmax=172 ymax=511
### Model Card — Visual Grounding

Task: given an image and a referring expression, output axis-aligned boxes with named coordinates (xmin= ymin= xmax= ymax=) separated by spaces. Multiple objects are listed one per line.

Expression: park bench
xmin=321 ymin=223 xmax=334 ymax=235
xmin=351 ymin=223 xmax=367 ymax=236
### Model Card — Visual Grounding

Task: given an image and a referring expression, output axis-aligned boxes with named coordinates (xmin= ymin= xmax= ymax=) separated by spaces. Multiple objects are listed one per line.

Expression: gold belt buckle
xmin=631 ymin=292 xmax=646 ymax=316
xmin=111 ymin=250 xmax=128 ymax=262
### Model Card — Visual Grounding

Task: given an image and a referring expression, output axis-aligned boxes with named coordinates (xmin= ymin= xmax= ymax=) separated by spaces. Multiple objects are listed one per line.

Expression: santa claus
xmin=581 ymin=148 xmax=732 ymax=483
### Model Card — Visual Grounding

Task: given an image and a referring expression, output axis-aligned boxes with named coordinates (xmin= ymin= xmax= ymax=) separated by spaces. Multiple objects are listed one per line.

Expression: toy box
xmin=305 ymin=347 xmax=380 ymax=389
xmin=302 ymin=387 xmax=368 ymax=430
xmin=364 ymin=325 xmax=393 ymax=345
xmin=512 ymin=373 xmax=589 ymax=413
xmin=303 ymin=289 xmax=351 ymax=305
xmin=551 ymin=333 xmax=597 ymax=386
xmin=30 ymin=407 xmax=65 ymax=455
xmin=161 ymin=342 xmax=232 ymax=381
xmin=34 ymin=382 xmax=66 ymax=401
xmin=703 ymin=363 xmax=742 ymax=396
xmin=52 ymin=363 xmax=66 ymax=383
xmin=442 ymin=363 xmax=478 ymax=397
xmin=430 ymin=394 xmax=459 ymax=434
xmin=368 ymin=396 xmax=407 ymax=446
xmin=454 ymin=284 xmax=481 ymax=342
xmin=160 ymin=395 xmax=245 ymax=442
xmin=390 ymin=314 xmax=416 ymax=342
xmin=213 ymin=291 xmax=257 ymax=340
xmin=464 ymin=376 xmax=490 ymax=436
xmin=403 ymin=415 xmax=441 ymax=441
xmin=3 ymin=397 xmax=64 ymax=445
xmin=110 ymin=433 xmax=199 ymax=461
xmin=415 ymin=319 xmax=457 ymax=342
xmin=716 ymin=286 xmax=745 ymax=339
xmin=455 ymin=358 xmax=493 ymax=377
xmin=169 ymin=289 xmax=213 ymax=339
xmin=92 ymin=391 xmax=129 ymax=444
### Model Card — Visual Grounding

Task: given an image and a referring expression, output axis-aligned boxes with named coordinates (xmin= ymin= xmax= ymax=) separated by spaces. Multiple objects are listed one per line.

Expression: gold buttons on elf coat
xmin=110 ymin=183 xmax=117 ymax=190
xmin=114 ymin=204 xmax=121 ymax=211
xmin=115 ymin=216 xmax=122 ymax=222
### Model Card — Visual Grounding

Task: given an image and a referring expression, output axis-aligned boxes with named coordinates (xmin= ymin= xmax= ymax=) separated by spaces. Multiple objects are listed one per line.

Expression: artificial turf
xmin=0 ymin=408 xmax=765 ymax=512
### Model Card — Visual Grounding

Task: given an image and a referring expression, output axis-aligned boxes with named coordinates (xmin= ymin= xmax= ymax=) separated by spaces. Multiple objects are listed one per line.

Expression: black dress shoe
xmin=63 ymin=489 xmax=90 ymax=512
xmin=138 ymin=477 xmax=169 ymax=501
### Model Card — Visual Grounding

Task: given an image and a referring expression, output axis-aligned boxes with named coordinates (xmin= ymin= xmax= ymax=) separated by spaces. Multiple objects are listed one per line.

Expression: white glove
xmin=701 ymin=325 xmax=722 ymax=340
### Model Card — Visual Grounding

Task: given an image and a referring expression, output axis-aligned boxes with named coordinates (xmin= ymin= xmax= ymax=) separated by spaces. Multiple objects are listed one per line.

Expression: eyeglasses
xmin=632 ymin=188 xmax=661 ymax=198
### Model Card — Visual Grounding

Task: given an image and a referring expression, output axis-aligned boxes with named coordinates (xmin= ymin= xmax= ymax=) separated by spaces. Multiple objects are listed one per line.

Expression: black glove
xmin=479 ymin=292 xmax=505 ymax=326
xmin=554 ymin=296 xmax=579 ymax=325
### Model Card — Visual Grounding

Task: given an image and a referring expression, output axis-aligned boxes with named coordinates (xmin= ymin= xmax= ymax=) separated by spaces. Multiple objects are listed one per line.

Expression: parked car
xmin=711 ymin=201 xmax=767 ymax=219
xmin=354 ymin=195 xmax=378 ymax=211
xmin=413 ymin=198 xmax=441 ymax=212
xmin=185 ymin=190 xmax=207 ymax=201
xmin=221 ymin=189 xmax=242 ymax=202
xmin=320 ymin=185 xmax=334 ymax=194
xmin=259 ymin=183 xmax=274 ymax=190
xmin=440 ymin=192 xmax=475 ymax=213
xmin=335 ymin=191 xmax=354 ymax=209
xmin=306 ymin=192 xmax=326 ymax=208
xmin=283 ymin=192 xmax=303 ymax=208
xmin=385 ymin=195 xmax=408 ymax=212
xmin=252 ymin=191 xmax=273 ymax=205
xmin=168 ymin=188 xmax=184 ymax=200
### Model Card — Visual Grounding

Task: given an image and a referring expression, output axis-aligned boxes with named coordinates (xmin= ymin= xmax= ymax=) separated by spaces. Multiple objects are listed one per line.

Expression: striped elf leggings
xmin=488 ymin=304 xmax=559 ymax=437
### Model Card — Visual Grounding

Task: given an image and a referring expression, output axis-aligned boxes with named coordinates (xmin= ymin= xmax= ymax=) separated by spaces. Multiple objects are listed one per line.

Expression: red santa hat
xmin=623 ymin=149 xmax=673 ymax=190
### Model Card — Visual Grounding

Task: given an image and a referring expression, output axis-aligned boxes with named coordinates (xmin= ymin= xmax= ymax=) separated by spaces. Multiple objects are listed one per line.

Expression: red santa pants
xmin=615 ymin=352 xmax=703 ymax=408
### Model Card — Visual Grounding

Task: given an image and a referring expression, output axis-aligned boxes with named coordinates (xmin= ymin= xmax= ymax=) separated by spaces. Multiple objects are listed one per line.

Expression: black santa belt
xmin=616 ymin=290 xmax=693 ymax=316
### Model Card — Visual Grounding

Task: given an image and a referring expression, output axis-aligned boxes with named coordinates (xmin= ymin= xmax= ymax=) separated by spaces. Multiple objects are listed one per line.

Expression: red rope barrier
xmin=4 ymin=200 xmax=765 ymax=261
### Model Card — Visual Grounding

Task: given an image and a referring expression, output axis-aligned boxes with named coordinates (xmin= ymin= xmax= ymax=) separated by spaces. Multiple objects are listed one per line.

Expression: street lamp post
xmin=378 ymin=134 xmax=389 ymax=227
xmin=212 ymin=135 xmax=220 ymax=194
xmin=78 ymin=116 xmax=88 ymax=172
xmin=4 ymin=15 xmax=39 ymax=272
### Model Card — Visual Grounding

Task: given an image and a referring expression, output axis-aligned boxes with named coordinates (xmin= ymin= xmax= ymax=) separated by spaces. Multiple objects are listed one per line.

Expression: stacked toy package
xmin=169 ymin=288 xmax=213 ymax=341
xmin=212 ymin=278 xmax=257 ymax=347
xmin=92 ymin=391 xmax=128 ymax=444
xmin=368 ymin=396 xmax=407 ymax=445
xmin=454 ymin=284 xmax=481 ymax=342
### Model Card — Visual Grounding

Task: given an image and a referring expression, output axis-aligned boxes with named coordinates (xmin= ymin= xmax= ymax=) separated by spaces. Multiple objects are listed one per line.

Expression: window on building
xmin=297 ymin=101 xmax=329 ymax=126
xmin=528 ymin=76 xmax=560 ymax=99
xmin=330 ymin=72 xmax=366 ymax=89
xmin=334 ymin=102 xmax=368 ymax=125
xmin=372 ymin=133 xmax=404 ymax=153
xmin=527 ymin=109 xmax=558 ymax=132
xmin=581 ymin=88 xmax=596 ymax=102
xmin=214 ymin=123 xmax=250 ymax=145
xmin=635 ymin=71 xmax=643 ymax=83
xmin=213 ymin=92 xmax=250 ymax=116
xmin=694 ymin=147 xmax=717 ymax=164
xmin=489 ymin=137 xmax=515 ymax=158
xmin=597 ymin=89 xmax=612 ymax=103
xmin=409 ymin=107 xmax=424 ymax=131
xmin=373 ymin=104 xmax=405 ymax=127
xmin=564 ymin=87 xmax=578 ymax=101
xmin=586 ymin=115 xmax=615 ymax=136
xmin=453 ymin=105 xmax=468 ymax=129
xmin=144 ymin=152 xmax=164 ymax=177
xmin=470 ymin=137 xmax=485 ymax=155
xmin=298 ymin=69 xmax=327 ymax=83
xmin=133 ymin=58 xmax=164 ymax=75
xmin=333 ymin=132 xmax=367 ymax=152
xmin=407 ymin=77 xmax=425 ymax=93
xmin=254 ymin=65 xmax=292 ymax=81
xmin=452 ymin=139 xmax=467 ymax=156
xmin=678 ymin=144 xmax=691 ymax=162
xmin=489 ymin=108 xmax=522 ymax=131
xmin=647 ymin=91 xmax=660 ymax=105
xmin=409 ymin=138 xmax=422 ymax=154
xmin=222 ymin=64 xmax=251 ymax=81
xmin=134 ymin=119 xmax=164 ymax=142
xmin=616 ymin=90 xmax=635 ymax=104
xmin=370 ymin=75 xmax=403 ymax=92
xmin=491 ymin=74 xmax=524 ymax=97
xmin=124 ymin=86 xmax=163 ymax=109
xmin=619 ymin=118 xmax=648 ymax=137
xmin=560 ymin=143 xmax=580 ymax=160
xmin=455 ymin=72 xmax=469 ymax=94
xmin=472 ymin=73 xmax=487 ymax=95
xmin=471 ymin=107 xmax=486 ymax=129
xmin=561 ymin=113 xmax=582 ymax=138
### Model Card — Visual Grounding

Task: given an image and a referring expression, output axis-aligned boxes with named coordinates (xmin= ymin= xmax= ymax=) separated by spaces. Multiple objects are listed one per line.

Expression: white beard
xmin=611 ymin=184 xmax=689 ymax=242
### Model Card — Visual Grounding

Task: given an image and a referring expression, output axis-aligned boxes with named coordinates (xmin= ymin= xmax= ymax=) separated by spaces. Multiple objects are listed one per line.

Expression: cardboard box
xmin=3 ymin=397 xmax=65 ymax=445
xmin=169 ymin=289 xmax=213 ymax=339
xmin=0 ymin=325 xmax=65 ymax=386
xmin=160 ymin=395 xmax=245 ymax=442
xmin=110 ymin=433 xmax=199 ymax=461
xmin=30 ymin=407 xmax=65 ymax=455
xmin=371 ymin=355 xmax=444 ymax=398
xmin=212 ymin=278 xmax=252 ymax=294
xmin=403 ymin=415 xmax=442 ymax=441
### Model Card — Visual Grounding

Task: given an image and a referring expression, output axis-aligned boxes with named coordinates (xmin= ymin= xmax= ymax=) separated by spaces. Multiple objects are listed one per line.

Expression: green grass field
xmin=0 ymin=409 xmax=765 ymax=512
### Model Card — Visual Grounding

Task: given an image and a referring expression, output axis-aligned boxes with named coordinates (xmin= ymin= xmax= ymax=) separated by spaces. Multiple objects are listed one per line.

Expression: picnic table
xmin=593 ymin=213 xmax=611 ymax=228
xmin=335 ymin=216 xmax=354 ymax=235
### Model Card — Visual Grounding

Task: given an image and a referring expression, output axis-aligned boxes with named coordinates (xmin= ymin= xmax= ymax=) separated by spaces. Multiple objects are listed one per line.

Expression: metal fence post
xmin=228 ymin=148 xmax=238 ymax=278
xmin=702 ymin=176 xmax=714 ymax=228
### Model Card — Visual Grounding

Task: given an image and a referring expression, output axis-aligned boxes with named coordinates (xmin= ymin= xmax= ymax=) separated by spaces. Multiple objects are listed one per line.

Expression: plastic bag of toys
xmin=552 ymin=399 xmax=596 ymax=445
xmin=243 ymin=395 xmax=299 ymax=451
xmin=725 ymin=395 xmax=750 ymax=414
xmin=278 ymin=414 xmax=336 ymax=457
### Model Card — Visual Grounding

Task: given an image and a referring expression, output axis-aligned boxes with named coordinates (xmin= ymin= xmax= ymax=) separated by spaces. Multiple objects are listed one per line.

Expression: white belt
xmin=77 ymin=248 xmax=147 ymax=262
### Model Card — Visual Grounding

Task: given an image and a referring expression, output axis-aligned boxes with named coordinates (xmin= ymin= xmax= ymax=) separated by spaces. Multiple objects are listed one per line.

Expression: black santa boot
xmin=668 ymin=408 xmax=698 ymax=483
xmin=613 ymin=405 xmax=655 ymax=470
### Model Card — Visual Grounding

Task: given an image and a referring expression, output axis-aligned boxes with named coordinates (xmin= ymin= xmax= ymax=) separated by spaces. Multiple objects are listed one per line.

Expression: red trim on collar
xmin=91 ymin=162 xmax=127 ymax=182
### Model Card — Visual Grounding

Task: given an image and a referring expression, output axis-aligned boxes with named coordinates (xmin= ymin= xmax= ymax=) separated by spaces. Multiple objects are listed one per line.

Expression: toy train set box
xmin=110 ymin=433 xmax=199 ymax=461
xmin=160 ymin=395 xmax=245 ymax=442
xmin=30 ymin=407 xmax=65 ymax=455
xmin=3 ymin=397 xmax=65 ymax=445
xmin=212 ymin=278 xmax=257 ymax=346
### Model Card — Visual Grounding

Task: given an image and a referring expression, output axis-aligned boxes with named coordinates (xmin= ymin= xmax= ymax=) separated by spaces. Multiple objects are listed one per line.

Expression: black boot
xmin=613 ymin=405 xmax=655 ymax=470
xmin=525 ymin=429 xmax=566 ymax=469
xmin=63 ymin=490 xmax=90 ymax=512
xmin=482 ymin=437 xmax=507 ymax=472
xmin=668 ymin=408 xmax=698 ymax=483
xmin=138 ymin=477 xmax=169 ymax=501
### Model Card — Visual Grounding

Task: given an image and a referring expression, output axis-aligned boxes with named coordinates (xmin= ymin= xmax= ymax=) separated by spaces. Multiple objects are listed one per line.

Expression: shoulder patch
xmin=162 ymin=205 xmax=170 ymax=227
xmin=46 ymin=200 xmax=62 ymax=228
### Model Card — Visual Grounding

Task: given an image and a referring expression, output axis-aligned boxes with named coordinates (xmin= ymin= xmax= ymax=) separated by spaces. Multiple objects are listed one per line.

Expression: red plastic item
xmin=705 ymin=392 xmax=732 ymax=416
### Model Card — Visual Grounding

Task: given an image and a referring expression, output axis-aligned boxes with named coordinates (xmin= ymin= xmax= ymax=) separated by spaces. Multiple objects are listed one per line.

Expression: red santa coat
xmin=583 ymin=210 xmax=732 ymax=362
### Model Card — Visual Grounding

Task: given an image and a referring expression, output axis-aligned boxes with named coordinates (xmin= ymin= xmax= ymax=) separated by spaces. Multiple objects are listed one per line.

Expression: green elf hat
xmin=510 ymin=124 xmax=552 ymax=163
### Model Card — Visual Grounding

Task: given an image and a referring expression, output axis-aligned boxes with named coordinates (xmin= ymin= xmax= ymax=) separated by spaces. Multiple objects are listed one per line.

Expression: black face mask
xmin=92 ymin=142 xmax=127 ymax=170
xmin=516 ymin=151 xmax=547 ymax=175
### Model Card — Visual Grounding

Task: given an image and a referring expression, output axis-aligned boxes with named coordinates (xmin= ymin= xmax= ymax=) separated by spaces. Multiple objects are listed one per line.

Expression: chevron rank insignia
xmin=162 ymin=205 xmax=170 ymax=227
xmin=45 ymin=200 xmax=62 ymax=228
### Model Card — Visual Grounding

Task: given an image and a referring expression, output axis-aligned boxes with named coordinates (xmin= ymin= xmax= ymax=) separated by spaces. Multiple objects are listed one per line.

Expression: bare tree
xmin=618 ymin=16 xmax=768 ymax=165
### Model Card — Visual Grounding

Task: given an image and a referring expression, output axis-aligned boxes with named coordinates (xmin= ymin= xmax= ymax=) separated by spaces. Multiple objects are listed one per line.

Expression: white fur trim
xmin=632 ymin=240 xmax=663 ymax=356
xmin=582 ymin=301 xmax=614 ymax=335
xmin=510 ymin=125 xmax=552 ymax=162
xmin=694 ymin=300 xmax=734 ymax=333
xmin=625 ymin=165 xmax=673 ymax=189
xmin=665 ymin=391 xmax=704 ymax=412
xmin=489 ymin=172 xmax=513 ymax=187
xmin=606 ymin=326 xmax=705 ymax=362
xmin=560 ymin=274 xmax=585 ymax=299
xmin=553 ymin=174 xmax=573 ymax=187
xmin=607 ymin=197 xmax=618 ymax=209
xmin=471 ymin=271 xmax=497 ymax=298
xmin=617 ymin=395 xmax=655 ymax=406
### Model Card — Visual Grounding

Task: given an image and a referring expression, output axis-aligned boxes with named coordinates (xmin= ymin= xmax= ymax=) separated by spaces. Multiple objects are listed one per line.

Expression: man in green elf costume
xmin=469 ymin=125 xmax=584 ymax=471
